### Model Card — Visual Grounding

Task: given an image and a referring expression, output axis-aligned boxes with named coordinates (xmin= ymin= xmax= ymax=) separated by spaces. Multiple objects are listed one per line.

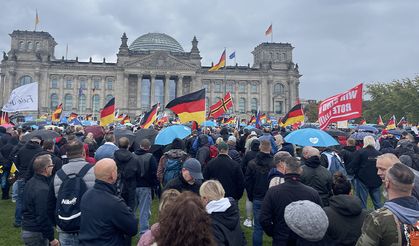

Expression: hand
xmin=50 ymin=239 xmax=60 ymax=246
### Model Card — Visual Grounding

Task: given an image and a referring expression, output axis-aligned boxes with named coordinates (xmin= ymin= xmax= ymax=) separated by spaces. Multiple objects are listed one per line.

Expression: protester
xmin=21 ymin=154 xmax=59 ymax=246
xmin=43 ymin=139 xmax=63 ymax=176
xmin=196 ymin=134 xmax=211 ymax=167
xmin=356 ymin=163 xmax=419 ymax=245
xmin=83 ymin=132 xmax=97 ymax=158
xmin=156 ymin=138 xmax=188 ymax=186
xmin=275 ymin=134 xmax=295 ymax=156
xmin=79 ymin=158 xmax=138 ymax=246
xmin=260 ymin=157 xmax=323 ymax=245
xmin=204 ymin=141 xmax=244 ymax=201
xmin=0 ymin=136 xmax=18 ymax=200
xmin=200 ymin=180 xmax=245 ymax=246
xmin=227 ymin=136 xmax=241 ymax=164
xmin=244 ymin=131 xmax=258 ymax=152
xmin=94 ymin=132 xmax=118 ymax=161
xmin=155 ymin=191 xmax=216 ymax=246
xmin=323 ymin=172 xmax=367 ymax=245
xmin=340 ymin=138 xmax=357 ymax=165
xmin=268 ymin=151 xmax=291 ymax=188
xmin=163 ymin=158 xmax=203 ymax=194
xmin=138 ymin=189 xmax=180 ymax=246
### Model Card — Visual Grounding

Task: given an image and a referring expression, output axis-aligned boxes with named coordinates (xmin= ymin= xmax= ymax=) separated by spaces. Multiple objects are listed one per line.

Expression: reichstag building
xmin=0 ymin=30 xmax=301 ymax=118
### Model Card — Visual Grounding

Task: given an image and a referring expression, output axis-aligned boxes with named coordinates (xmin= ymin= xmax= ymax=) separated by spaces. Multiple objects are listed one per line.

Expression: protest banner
xmin=2 ymin=82 xmax=38 ymax=112
xmin=318 ymin=83 xmax=363 ymax=130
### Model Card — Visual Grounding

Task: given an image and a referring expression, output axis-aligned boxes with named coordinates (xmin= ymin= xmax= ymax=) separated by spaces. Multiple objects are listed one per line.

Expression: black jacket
xmin=22 ymin=174 xmax=54 ymax=242
xmin=204 ymin=154 xmax=245 ymax=200
xmin=15 ymin=141 xmax=42 ymax=179
xmin=323 ymin=194 xmax=367 ymax=245
xmin=210 ymin=198 xmax=246 ymax=246
xmin=260 ymin=174 xmax=323 ymax=245
xmin=241 ymin=139 xmax=259 ymax=174
xmin=228 ymin=144 xmax=242 ymax=164
xmin=114 ymin=148 xmax=138 ymax=209
xmin=340 ymin=146 xmax=357 ymax=166
xmin=347 ymin=146 xmax=382 ymax=188
xmin=134 ymin=149 xmax=158 ymax=188
xmin=163 ymin=173 xmax=202 ymax=194
xmin=244 ymin=152 xmax=273 ymax=201
xmin=279 ymin=142 xmax=295 ymax=157
xmin=79 ymin=180 xmax=138 ymax=246
xmin=301 ymin=156 xmax=333 ymax=206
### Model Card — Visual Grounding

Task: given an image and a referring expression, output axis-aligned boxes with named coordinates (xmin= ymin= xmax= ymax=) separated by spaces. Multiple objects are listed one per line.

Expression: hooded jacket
xmin=114 ymin=148 xmax=138 ymax=209
xmin=163 ymin=172 xmax=202 ymax=195
xmin=207 ymin=198 xmax=246 ymax=246
xmin=323 ymin=195 xmax=367 ymax=245
xmin=267 ymin=168 xmax=285 ymax=188
xmin=134 ymin=149 xmax=158 ymax=188
xmin=241 ymin=139 xmax=259 ymax=175
xmin=244 ymin=151 xmax=273 ymax=201
xmin=156 ymin=149 xmax=188 ymax=184
xmin=15 ymin=141 xmax=43 ymax=179
xmin=340 ymin=145 xmax=357 ymax=165
xmin=347 ymin=146 xmax=382 ymax=188
xmin=301 ymin=156 xmax=333 ymax=206
xmin=228 ymin=144 xmax=242 ymax=164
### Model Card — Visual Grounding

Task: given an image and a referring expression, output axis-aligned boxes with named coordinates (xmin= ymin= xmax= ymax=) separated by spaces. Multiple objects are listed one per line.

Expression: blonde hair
xmin=363 ymin=135 xmax=376 ymax=148
xmin=199 ymin=180 xmax=225 ymax=202
xmin=159 ymin=189 xmax=180 ymax=212
xmin=215 ymin=137 xmax=224 ymax=145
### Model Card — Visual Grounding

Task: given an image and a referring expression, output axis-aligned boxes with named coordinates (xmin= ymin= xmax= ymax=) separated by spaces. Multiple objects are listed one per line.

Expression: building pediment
xmin=124 ymin=52 xmax=197 ymax=71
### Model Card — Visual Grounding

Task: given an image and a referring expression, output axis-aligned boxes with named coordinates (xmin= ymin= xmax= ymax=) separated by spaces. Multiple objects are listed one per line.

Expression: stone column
xmin=150 ymin=75 xmax=155 ymax=106
xmin=101 ymin=76 xmax=106 ymax=105
xmin=164 ymin=74 xmax=170 ymax=105
xmin=73 ymin=75 xmax=78 ymax=112
xmin=86 ymin=76 xmax=92 ymax=111
xmin=123 ymin=74 xmax=129 ymax=111
xmin=176 ymin=75 xmax=183 ymax=97
xmin=137 ymin=74 xmax=142 ymax=110
xmin=59 ymin=75 xmax=64 ymax=105
xmin=209 ymin=80 xmax=214 ymax=106
xmin=245 ymin=81 xmax=250 ymax=112
xmin=6 ymin=71 xmax=16 ymax=105
xmin=287 ymin=80 xmax=293 ymax=110
xmin=0 ymin=73 xmax=5 ymax=105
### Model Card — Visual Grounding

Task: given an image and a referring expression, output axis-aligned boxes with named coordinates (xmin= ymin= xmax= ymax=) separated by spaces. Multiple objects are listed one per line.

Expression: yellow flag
xmin=10 ymin=163 xmax=18 ymax=174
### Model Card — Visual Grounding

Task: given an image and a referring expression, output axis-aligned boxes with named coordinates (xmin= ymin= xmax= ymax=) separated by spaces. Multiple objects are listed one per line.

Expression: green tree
xmin=303 ymin=102 xmax=319 ymax=123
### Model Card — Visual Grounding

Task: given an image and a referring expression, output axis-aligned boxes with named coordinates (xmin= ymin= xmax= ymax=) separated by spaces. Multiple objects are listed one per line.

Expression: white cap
xmin=228 ymin=136 xmax=237 ymax=143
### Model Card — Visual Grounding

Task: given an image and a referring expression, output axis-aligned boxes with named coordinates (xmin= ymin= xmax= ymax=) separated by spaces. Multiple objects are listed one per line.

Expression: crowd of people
xmin=0 ymin=123 xmax=418 ymax=246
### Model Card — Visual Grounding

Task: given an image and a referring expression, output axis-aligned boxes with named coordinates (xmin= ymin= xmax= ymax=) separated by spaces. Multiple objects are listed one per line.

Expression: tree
xmin=303 ymin=102 xmax=319 ymax=123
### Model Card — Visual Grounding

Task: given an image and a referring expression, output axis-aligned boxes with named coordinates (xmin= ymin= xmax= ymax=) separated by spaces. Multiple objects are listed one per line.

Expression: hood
xmin=164 ymin=149 xmax=188 ymax=159
xmin=134 ymin=148 xmax=149 ymax=156
xmin=381 ymin=140 xmax=394 ymax=149
xmin=208 ymin=198 xmax=240 ymax=230
xmin=114 ymin=149 xmax=133 ymax=162
xmin=26 ymin=141 xmax=41 ymax=150
xmin=305 ymin=156 xmax=321 ymax=168
xmin=198 ymin=134 xmax=209 ymax=146
xmin=329 ymin=194 xmax=363 ymax=216
xmin=384 ymin=196 xmax=419 ymax=225
xmin=255 ymin=152 xmax=273 ymax=167
xmin=250 ymin=139 xmax=260 ymax=151
xmin=268 ymin=168 xmax=284 ymax=180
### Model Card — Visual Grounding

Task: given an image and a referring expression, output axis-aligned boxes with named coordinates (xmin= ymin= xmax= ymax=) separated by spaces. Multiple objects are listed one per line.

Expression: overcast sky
xmin=1 ymin=0 xmax=418 ymax=100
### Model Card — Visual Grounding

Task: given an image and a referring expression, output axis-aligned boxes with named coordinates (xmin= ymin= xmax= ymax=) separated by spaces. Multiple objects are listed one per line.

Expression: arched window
xmin=50 ymin=78 xmax=58 ymax=88
xmin=93 ymin=78 xmax=100 ymax=89
xmin=274 ymin=101 xmax=283 ymax=114
xmin=169 ymin=79 xmax=176 ymax=101
xmin=19 ymin=75 xmax=33 ymax=87
xmin=239 ymin=98 xmax=246 ymax=113
xmin=251 ymin=98 xmax=258 ymax=112
xmin=27 ymin=42 xmax=33 ymax=50
xmin=79 ymin=94 xmax=86 ymax=113
xmin=274 ymin=83 xmax=285 ymax=94
xmin=141 ymin=79 xmax=150 ymax=109
xmin=106 ymin=78 xmax=113 ymax=90
xmin=92 ymin=94 xmax=100 ymax=112
xmin=105 ymin=94 xmax=113 ymax=104
xmin=155 ymin=79 xmax=164 ymax=105
xmin=251 ymin=83 xmax=258 ymax=93
xmin=64 ymin=94 xmax=73 ymax=111
xmin=50 ymin=94 xmax=59 ymax=109
xmin=19 ymin=41 xmax=25 ymax=50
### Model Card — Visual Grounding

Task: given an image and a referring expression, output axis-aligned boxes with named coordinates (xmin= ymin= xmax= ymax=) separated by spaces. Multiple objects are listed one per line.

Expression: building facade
xmin=0 ymin=30 xmax=301 ymax=118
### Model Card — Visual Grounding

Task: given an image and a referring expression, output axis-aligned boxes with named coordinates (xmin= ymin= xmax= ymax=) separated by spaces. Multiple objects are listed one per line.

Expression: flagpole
xmin=271 ymin=22 xmax=273 ymax=43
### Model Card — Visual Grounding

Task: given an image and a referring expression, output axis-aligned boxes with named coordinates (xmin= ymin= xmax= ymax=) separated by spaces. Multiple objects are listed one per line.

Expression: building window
xmin=79 ymin=94 xmax=86 ymax=113
xmin=239 ymin=98 xmax=246 ymax=113
xmin=239 ymin=82 xmax=246 ymax=93
xmin=50 ymin=78 xmax=58 ymax=88
xmin=79 ymin=79 xmax=87 ymax=89
xmin=35 ymin=42 xmax=40 ymax=51
xmin=92 ymin=94 xmax=100 ymax=112
xmin=65 ymin=78 xmax=73 ymax=89
xmin=50 ymin=94 xmax=59 ymax=109
xmin=93 ymin=78 xmax=100 ymax=89
xmin=27 ymin=42 xmax=33 ymax=50
xmin=215 ymin=81 xmax=222 ymax=93
xmin=251 ymin=83 xmax=258 ymax=93
xmin=226 ymin=83 xmax=234 ymax=93
xmin=141 ymin=79 xmax=150 ymax=109
xmin=227 ymin=97 xmax=234 ymax=114
xmin=18 ymin=75 xmax=33 ymax=87
xmin=169 ymin=79 xmax=176 ymax=101
xmin=106 ymin=78 xmax=113 ymax=90
xmin=155 ymin=79 xmax=164 ymax=105
xmin=274 ymin=101 xmax=283 ymax=114
xmin=274 ymin=83 xmax=285 ymax=94
xmin=64 ymin=94 xmax=73 ymax=111
xmin=105 ymin=94 xmax=113 ymax=104
xmin=203 ymin=81 xmax=209 ymax=92
xmin=19 ymin=41 xmax=25 ymax=50
xmin=251 ymin=98 xmax=258 ymax=112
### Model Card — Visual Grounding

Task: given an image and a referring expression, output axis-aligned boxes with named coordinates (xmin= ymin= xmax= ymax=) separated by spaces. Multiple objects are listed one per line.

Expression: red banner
xmin=318 ymin=84 xmax=363 ymax=130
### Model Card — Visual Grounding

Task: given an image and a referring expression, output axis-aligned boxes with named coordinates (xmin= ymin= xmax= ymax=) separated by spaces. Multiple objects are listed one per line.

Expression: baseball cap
xmin=228 ymin=136 xmax=236 ymax=143
xmin=183 ymin=158 xmax=203 ymax=180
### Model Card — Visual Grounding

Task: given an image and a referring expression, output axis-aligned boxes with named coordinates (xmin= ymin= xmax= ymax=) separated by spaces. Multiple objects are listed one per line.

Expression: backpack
xmin=209 ymin=145 xmax=218 ymax=159
xmin=322 ymin=151 xmax=347 ymax=177
xmin=162 ymin=158 xmax=183 ymax=187
xmin=135 ymin=153 xmax=152 ymax=178
xmin=55 ymin=164 xmax=92 ymax=232
xmin=397 ymin=219 xmax=419 ymax=246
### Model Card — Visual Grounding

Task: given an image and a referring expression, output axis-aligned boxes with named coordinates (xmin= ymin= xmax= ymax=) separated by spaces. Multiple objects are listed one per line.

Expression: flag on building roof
xmin=51 ymin=103 xmax=63 ymax=122
xmin=229 ymin=51 xmax=236 ymax=59
xmin=377 ymin=115 xmax=384 ymax=126
xmin=0 ymin=111 xmax=10 ymax=125
xmin=68 ymin=112 xmax=78 ymax=122
xmin=386 ymin=115 xmax=396 ymax=130
xmin=208 ymin=92 xmax=233 ymax=119
xmin=140 ymin=103 xmax=159 ymax=129
xmin=265 ymin=24 xmax=272 ymax=36
xmin=208 ymin=50 xmax=226 ymax=72
xmin=166 ymin=89 xmax=206 ymax=124
xmin=397 ymin=117 xmax=407 ymax=127
xmin=280 ymin=104 xmax=305 ymax=127
xmin=100 ymin=97 xmax=115 ymax=126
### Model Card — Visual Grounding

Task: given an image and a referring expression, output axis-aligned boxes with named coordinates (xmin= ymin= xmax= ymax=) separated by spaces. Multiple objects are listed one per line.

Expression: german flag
xmin=377 ymin=115 xmax=384 ymax=126
xmin=225 ymin=117 xmax=236 ymax=125
xmin=249 ymin=116 xmax=256 ymax=124
xmin=166 ymin=89 xmax=206 ymax=124
xmin=69 ymin=112 xmax=78 ymax=122
xmin=386 ymin=115 xmax=396 ymax=130
xmin=140 ymin=103 xmax=159 ymax=129
xmin=51 ymin=104 xmax=63 ymax=122
xmin=120 ymin=115 xmax=131 ymax=125
xmin=100 ymin=97 xmax=115 ymax=126
xmin=0 ymin=111 xmax=10 ymax=125
xmin=209 ymin=92 xmax=233 ymax=118
xmin=209 ymin=50 xmax=226 ymax=72
xmin=280 ymin=104 xmax=305 ymax=127
xmin=85 ymin=114 xmax=93 ymax=121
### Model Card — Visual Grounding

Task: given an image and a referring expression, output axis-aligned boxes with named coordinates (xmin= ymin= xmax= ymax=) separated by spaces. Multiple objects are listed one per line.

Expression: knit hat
xmin=284 ymin=200 xmax=329 ymax=242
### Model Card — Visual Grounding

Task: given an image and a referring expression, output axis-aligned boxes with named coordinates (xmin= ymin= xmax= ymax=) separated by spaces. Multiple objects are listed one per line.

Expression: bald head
xmin=302 ymin=146 xmax=320 ymax=159
xmin=94 ymin=158 xmax=118 ymax=184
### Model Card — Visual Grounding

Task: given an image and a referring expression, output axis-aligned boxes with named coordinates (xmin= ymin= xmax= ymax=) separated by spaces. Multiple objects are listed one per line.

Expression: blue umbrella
xmin=155 ymin=125 xmax=192 ymax=145
xmin=356 ymin=125 xmax=379 ymax=134
xmin=201 ymin=120 xmax=216 ymax=127
xmin=284 ymin=128 xmax=339 ymax=147
xmin=349 ymin=131 xmax=375 ymax=141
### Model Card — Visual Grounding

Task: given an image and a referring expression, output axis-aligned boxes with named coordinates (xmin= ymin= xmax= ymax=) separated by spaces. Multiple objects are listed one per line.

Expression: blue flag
xmin=78 ymin=87 xmax=83 ymax=97
xmin=229 ymin=51 xmax=235 ymax=59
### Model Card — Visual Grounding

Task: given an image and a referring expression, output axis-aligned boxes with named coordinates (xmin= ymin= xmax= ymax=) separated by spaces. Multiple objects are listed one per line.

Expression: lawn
xmin=0 ymin=192 xmax=273 ymax=245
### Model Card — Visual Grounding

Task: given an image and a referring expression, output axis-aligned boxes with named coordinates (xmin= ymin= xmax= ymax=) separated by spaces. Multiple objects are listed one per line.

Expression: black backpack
xmin=55 ymin=164 xmax=92 ymax=232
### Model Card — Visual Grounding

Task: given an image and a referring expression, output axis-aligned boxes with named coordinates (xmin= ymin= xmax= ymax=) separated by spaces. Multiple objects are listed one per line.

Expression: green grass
xmin=0 ymin=192 xmax=272 ymax=246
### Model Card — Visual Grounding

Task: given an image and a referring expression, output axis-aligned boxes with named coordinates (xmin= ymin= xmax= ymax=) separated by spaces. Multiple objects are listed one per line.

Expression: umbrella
xmin=202 ymin=120 xmax=216 ymax=127
xmin=284 ymin=128 xmax=339 ymax=147
xmin=387 ymin=129 xmax=404 ymax=136
xmin=349 ymin=131 xmax=375 ymax=141
xmin=114 ymin=128 xmax=135 ymax=143
xmin=81 ymin=120 xmax=97 ymax=126
xmin=300 ymin=123 xmax=320 ymax=129
xmin=134 ymin=128 xmax=158 ymax=145
xmin=23 ymin=129 xmax=60 ymax=142
xmin=325 ymin=129 xmax=349 ymax=138
xmin=85 ymin=125 xmax=104 ymax=139
xmin=356 ymin=125 xmax=379 ymax=134
xmin=244 ymin=127 xmax=263 ymax=136
xmin=155 ymin=125 xmax=192 ymax=145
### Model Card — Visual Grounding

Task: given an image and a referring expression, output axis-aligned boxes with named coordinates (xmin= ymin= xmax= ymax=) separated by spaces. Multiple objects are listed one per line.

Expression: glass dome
xmin=129 ymin=33 xmax=184 ymax=53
